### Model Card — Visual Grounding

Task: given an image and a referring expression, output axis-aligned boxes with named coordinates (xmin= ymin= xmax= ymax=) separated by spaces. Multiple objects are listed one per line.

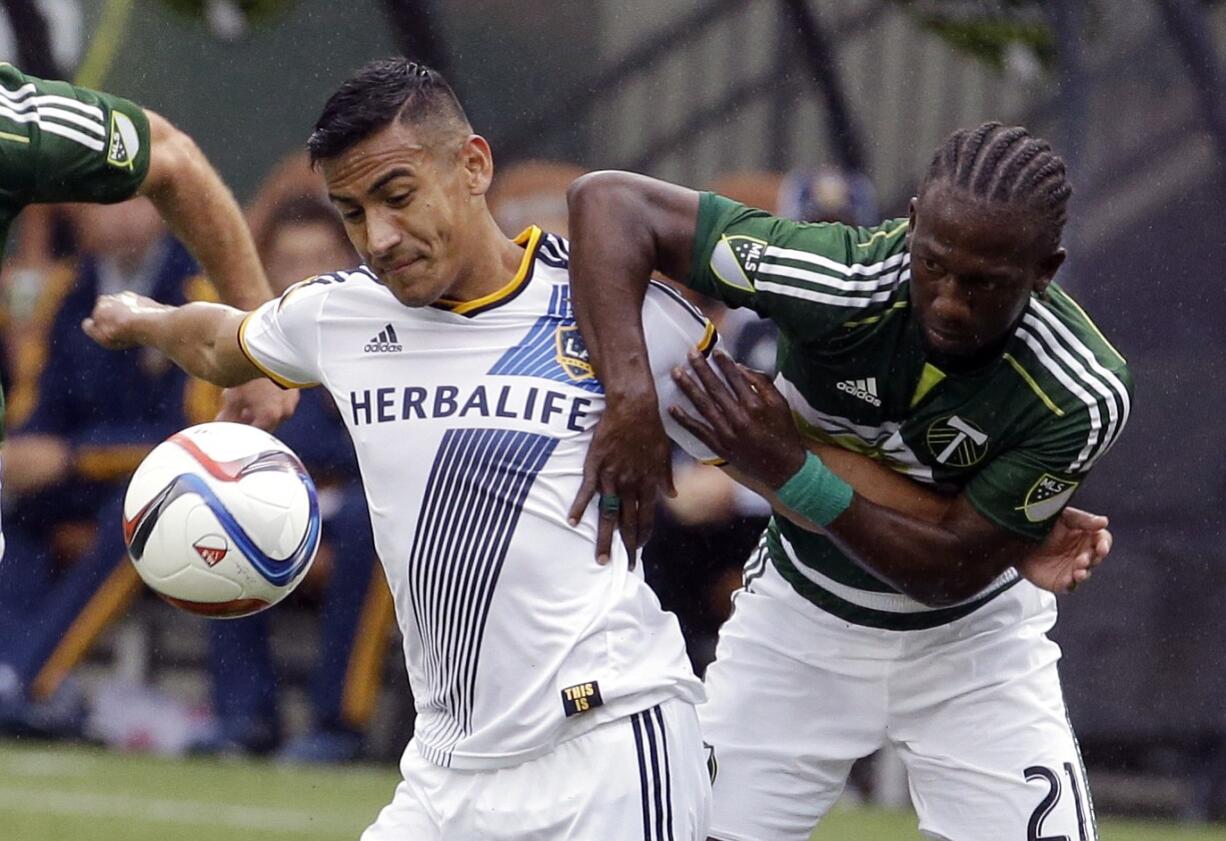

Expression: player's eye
xmin=922 ymin=257 xmax=942 ymax=274
xmin=387 ymin=192 xmax=412 ymax=207
xmin=340 ymin=208 xmax=363 ymax=223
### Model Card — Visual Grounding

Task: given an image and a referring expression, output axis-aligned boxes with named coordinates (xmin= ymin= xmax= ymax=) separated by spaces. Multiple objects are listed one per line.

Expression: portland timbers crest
xmin=709 ymin=234 xmax=767 ymax=293
xmin=926 ymin=415 xmax=989 ymax=467
xmin=554 ymin=323 xmax=594 ymax=382
xmin=1020 ymin=474 xmax=1080 ymax=523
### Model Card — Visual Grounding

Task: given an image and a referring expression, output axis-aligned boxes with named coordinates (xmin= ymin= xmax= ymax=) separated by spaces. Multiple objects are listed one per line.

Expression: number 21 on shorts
xmin=1024 ymin=762 xmax=1091 ymax=841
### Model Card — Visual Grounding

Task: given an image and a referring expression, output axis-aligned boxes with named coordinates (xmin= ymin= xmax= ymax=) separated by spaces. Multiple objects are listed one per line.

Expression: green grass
xmin=0 ymin=740 xmax=1222 ymax=840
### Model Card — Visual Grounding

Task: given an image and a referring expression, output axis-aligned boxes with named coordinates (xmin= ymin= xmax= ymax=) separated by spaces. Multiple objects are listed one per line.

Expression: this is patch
xmin=560 ymin=681 xmax=603 ymax=717
xmin=926 ymin=415 xmax=989 ymax=467
xmin=554 ymin=323 xmax=595 ymax=382
xmin=1019 ymin=474 xmax=1080 ymax=523
xmin=709 ymin=234 xmax=766 ymax=293
xmin=193 ymin=534 xmax=229 ymax=566
xmin=107 ymin=110 xmax=140 ymax=170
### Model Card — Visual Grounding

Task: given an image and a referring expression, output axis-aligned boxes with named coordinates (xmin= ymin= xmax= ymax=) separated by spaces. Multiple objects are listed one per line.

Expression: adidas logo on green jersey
xmin=836 ymin=377 xmax=881 ymax=407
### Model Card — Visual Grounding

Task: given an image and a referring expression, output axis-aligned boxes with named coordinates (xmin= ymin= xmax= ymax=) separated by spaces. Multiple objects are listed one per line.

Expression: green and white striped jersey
xmin=688 ymin=194 xmax=1133 ymax=630
xmin=0 ymin=64 xmax=151 ymax=439
xmin=0 ymin=64 xmax=150 ymax=259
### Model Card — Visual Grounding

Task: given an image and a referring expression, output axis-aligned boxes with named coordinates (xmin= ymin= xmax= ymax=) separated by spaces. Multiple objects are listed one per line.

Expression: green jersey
xmin=0 ymin=64 xmax=151 ymax=439
xmin=0 ymin=63 xmax=151 ymax=258
xmin=688 ymin=194 xmax=1134 ymax=630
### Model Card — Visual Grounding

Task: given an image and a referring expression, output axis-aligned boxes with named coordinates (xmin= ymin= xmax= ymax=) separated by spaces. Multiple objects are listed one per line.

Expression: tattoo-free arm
xmin=672 ymin=351 xmax=1054 ymax=607
xmin=83 ymin=292 xmax=260 ymax=388
xmin=564 ymin=171 xmax=704 ymax=558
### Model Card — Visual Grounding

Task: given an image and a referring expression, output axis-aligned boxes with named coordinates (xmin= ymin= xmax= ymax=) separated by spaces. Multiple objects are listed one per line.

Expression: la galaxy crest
xmin=554 ymin=323 xmax=594 ymax=382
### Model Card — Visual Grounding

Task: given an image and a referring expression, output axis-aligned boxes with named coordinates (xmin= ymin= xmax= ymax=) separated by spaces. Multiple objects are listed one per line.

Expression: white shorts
xmin=363 ymin=699 xmax=711 ymax=840
xmin=700 ymin=560 xmax=1096 ymax=841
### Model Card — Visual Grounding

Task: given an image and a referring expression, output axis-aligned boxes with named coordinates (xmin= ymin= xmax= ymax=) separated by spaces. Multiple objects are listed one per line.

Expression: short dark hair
xmin=307 ymin=58 xmax=469 ymax=165
xmin=920 ymin=122 xmax=1072 ymax=250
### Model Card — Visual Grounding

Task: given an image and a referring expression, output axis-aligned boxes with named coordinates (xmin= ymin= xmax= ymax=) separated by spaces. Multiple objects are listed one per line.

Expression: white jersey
xmin=240 ymin=227 xmax=713 ymax=770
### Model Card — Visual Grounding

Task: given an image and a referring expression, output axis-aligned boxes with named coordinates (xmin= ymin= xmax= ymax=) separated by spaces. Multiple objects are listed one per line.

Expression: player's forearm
xmin=140 ymin=111 xmax=272 ymax=310
xmin=820 ymin=497 xmax=1021 ymax=607
xmin=129 ymin=302 xmax=256 ymax=387
xmin=742 ymin=468 xmax=1006 ymax=604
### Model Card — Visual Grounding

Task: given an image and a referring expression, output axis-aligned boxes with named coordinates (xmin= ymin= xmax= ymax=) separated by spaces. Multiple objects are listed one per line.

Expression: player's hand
xmin=1018 ymin=507 xmax=1111 ymax=594
xmin=216 ymin=379 xmax=299 ymax=432
xmin=568 ymin=388 xmax=674 ymax=567
xmin=82 ymin=291 xmax=163 ymax=349
xmin=669 ymin=349 xmax=807 ymax=490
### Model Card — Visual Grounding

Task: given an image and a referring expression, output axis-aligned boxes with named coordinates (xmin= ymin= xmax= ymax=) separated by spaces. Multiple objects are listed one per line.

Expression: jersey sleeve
xmin=237 ymin=277 xmax=330 ymax=389
xmin=686 ymin=192 xmax=910 ymax=344
xmin=641 ymin=280 xmax=721 ymax=463
xmin=963 ymin=363 xmax=1135 ymax=540
xmin=0 ymin=65 xmax=151 ymax=208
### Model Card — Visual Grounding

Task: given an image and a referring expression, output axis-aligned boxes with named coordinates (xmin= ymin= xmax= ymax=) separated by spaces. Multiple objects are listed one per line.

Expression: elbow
xmin=566 ymin=170 xmax=642 ymax=217
xmin=142 ymin=110 xmax=205 ymax=196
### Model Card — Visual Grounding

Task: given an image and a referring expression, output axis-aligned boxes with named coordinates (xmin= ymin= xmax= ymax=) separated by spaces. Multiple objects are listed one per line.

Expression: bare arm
xmin=565 ymin=172 xmax=704 ymax=557
xmin=674 ymin=351 xmax=1107 ymax=606
xmin=83 ymin=292 xmax=261 ymax=388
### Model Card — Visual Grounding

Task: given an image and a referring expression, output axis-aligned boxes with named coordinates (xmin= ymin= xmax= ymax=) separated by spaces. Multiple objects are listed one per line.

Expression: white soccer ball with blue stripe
xmin=122 ymin=421 xmax=321 ymax=618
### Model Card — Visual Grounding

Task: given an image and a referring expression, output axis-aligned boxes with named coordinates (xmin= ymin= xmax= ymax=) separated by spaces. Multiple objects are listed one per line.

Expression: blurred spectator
xmin=194 ymin=193 xmax=393 ymax=763
xmin=776 ymin=164 xmax=879 ymax=227
xmin=487 ymin=160 xmax=585 ymax=237
xmin=243 ymin=151 xmax=327 ymax=247
xmin=0 ymin=197 xmax=208 ymax=736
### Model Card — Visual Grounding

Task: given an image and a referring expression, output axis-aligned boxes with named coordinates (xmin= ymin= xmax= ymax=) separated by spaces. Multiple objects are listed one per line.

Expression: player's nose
xmin=930 ymin=280 xmax=973 ymax=323
xmin=365 ymin=210 xmax=404 ymax=259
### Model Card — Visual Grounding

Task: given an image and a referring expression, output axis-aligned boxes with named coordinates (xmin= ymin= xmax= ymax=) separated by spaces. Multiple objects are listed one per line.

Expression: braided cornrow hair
xmin=921 ymin=122 xmax=1072 ymax=250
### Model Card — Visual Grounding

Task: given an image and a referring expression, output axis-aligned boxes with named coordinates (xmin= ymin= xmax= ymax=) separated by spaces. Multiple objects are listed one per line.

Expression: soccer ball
xmin=123 ymin=421 xmax=321 ymax=618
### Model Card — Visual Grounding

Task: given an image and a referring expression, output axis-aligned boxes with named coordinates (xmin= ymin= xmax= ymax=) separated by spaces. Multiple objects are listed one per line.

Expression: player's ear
xmin=459 ymin=134 xmax=494 ymax=197
xmin=906 ymin=197 xmax=917 ymax=245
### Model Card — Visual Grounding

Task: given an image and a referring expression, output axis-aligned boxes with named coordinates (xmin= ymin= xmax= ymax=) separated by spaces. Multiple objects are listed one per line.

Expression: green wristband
xmin=775 ymin=452 xmax=854 ymax=527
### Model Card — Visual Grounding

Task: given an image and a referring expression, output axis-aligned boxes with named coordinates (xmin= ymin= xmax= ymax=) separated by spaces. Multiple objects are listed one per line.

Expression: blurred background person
xmin=193 ymin=190 xmax=392 ymax=763
xmin=487 ymin=159 xmax=586 ymax=238
xmin=0 ymin=197 xmax=210 ymax=736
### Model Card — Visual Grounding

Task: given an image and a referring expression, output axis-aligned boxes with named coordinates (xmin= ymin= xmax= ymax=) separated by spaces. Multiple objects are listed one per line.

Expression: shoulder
xmin=1007 ymin=287 xmax=1133 ymax=471
xmin=274 ymin=265 xmax=383 ymax=311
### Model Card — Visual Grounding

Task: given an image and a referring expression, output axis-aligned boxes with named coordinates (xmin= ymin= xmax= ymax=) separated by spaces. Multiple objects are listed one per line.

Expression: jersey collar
xmin=431 ymin=225 xmax=543 ymax=317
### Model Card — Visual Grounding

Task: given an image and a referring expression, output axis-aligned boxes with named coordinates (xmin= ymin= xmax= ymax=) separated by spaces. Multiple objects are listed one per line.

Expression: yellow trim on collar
xmin=434 ymin=225 xmax=542 ymax=315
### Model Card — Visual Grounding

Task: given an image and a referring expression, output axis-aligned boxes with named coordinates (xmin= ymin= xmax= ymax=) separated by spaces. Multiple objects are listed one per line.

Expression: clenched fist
xmin=82 ymin=291 xmax=165 ymax=349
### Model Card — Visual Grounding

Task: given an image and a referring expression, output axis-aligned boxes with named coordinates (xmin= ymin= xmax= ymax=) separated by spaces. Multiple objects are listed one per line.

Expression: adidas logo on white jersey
xmin=837 ymin=377 xmax=881 ymax=406
xmin=365 ymin=324 xmax=403 ymax=353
